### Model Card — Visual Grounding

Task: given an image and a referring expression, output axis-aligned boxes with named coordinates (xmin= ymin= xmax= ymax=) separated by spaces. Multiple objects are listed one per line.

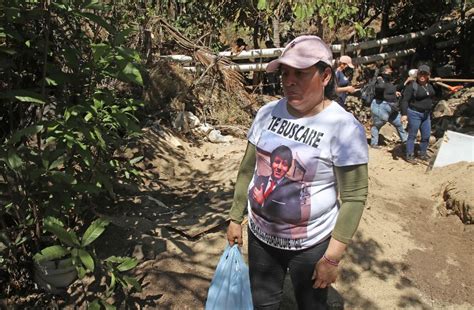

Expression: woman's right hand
xmin=227 ymin=220 xmax=243 ymax=247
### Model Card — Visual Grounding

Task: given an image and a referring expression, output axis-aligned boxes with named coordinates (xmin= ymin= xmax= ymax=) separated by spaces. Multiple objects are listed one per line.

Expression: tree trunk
xmin=272 ymin=16 xmax=280 ymax=47
xmin=380 ymin=0 xmax=391 ymax=39
xmin=253 ymin=18 xmax=260 ymax=49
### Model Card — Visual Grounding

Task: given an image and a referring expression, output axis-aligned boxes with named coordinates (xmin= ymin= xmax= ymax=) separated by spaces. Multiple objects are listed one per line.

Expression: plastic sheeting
xmin=433 ymin=130 xmax=474 ymax=168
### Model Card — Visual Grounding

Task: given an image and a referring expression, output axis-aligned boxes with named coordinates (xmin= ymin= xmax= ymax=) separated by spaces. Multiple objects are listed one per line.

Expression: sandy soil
xmin=99 ymin=127 xmax=473 ymax=310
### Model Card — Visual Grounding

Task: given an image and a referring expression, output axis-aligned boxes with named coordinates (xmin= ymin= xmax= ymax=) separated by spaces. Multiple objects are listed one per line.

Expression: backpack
xmin=360 ymin=68 xmax=380 ymax=106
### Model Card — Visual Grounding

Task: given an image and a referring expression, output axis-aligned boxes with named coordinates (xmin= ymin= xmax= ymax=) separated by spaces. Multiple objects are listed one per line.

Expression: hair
xmin=315 ymin=61 xmax=337 ymax=100
xmin=270 ymin=145 xmax=293 ymax=169
xmin=381 ymin=65 xmax=392 ymax=73
xmin=236 ymin=38 xmax=246 ymax=47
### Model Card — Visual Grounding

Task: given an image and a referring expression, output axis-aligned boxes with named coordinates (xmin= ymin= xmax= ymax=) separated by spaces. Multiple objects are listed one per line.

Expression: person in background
xmin=335 ymin=55 xmax=358 ymax=108
xmin=400 ymin=64 xmax=436 ymax=163
xmin=233 ymin=37 xmax=248 ymax=54
xmin=370 ymin=65 xmax=408 ymax=148
xmin=227 ymin=35 xmax=369 ymax=309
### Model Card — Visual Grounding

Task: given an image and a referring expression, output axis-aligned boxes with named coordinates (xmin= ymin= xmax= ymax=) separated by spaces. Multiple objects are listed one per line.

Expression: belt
xmin=409 ymin=105 xmax=430 ymax=113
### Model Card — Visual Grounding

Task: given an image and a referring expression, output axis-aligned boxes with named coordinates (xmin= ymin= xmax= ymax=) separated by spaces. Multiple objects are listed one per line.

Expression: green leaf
xmin=100 ymin=300 xmax=116 ymax=310
xmin=81 ymin=218 xmax=109 ymax=247
xmin=49 ymin=156 xmax=65 ymax=170
xmin=1 ymin=90 xmax=45 ymax=105
xmin=108 ymin=271 xmax=116 ymax=292
xmin=123 ymin=275 xmax=141 ymax=291
xmin=45 ymin=216 xmax=65 ymax=227
xmin=294 ymin=4 xmax=303 ymax=20
xmin=33 ymin=245 xmax=68 ymax=263
xmin=84 ymin=112 xmax=93 ymax=122
xmin=77 ymin=249 xmax=94 ymax=271
xmin=84 ymin=0 xmax=109 ymax=10
xmin=91 ymin=43 xmax=110 ymax=60
xmin=44 ymin=218 xmax=80 ymax=247
xmin=129 ymin=156 xmax=143 ymax=165
xmin=328 ymin=16 xmax=334 ymax=28
xmin=9 ymin=125 xmax=44 ymax=145
xmin=114 ymin=27 xmax=135 ymax=46
xmin=50 ymin=171 xmax=77 ymax=185
xmin=0 ymin=47 xmax=16 ymax=55
xmin=88 ymin=300 xmax=101 ymax=310
xmin=93 ymin=127 xmax=106 ymax=149
xmin=116 ymin=46 xmax=141 ymax=62
xmin=79 ymin=12 xmax=114 ymax=33
xmin=104 ymin=256 xmax=127 ymax=264
xmin=95 ymin=171 xmax=115 ymax=197
xmin=63 ymin=46 xmax=80 ymax=69
xmin=120 ymin=62 xmax=143 ymax=86
xmin=257 ymin=0 xmax=266 ymax=10
xmin=6 ymin=149 xmax=23 ymax=170
xmin=116 ymin=257 xmax=138 ymax=272
xmin=77 ymin=266 xmax=87 ymax=279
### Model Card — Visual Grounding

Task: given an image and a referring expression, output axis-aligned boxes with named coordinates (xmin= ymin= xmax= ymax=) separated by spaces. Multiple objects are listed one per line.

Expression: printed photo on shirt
xmin=249 ymin=142 xmax=312 ymax=246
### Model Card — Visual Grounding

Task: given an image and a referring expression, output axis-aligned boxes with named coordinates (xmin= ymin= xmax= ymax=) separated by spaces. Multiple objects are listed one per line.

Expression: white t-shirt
xmin=247 ymin=98 xmax=368 ymax=250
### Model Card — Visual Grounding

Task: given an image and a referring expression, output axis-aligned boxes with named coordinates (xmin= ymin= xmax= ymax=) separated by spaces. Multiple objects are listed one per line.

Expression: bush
xmin=0 ymin=0 xmax=144 ymax=299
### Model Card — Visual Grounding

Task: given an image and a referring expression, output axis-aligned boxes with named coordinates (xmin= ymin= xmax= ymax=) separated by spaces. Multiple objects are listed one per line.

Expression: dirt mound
xmin=144 ymin=60 xmax=255 ymax=128
xmin=430 ymin=162 xmax=474 ymax=223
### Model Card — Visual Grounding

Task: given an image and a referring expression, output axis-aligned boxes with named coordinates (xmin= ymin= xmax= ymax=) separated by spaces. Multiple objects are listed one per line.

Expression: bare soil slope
xmin=102 ymin=128 xmax=473 ymax=309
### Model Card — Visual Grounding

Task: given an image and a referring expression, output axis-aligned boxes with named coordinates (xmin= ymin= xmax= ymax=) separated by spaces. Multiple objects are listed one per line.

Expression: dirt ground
xmin=97 ymin=124 xmax=473 ymax=310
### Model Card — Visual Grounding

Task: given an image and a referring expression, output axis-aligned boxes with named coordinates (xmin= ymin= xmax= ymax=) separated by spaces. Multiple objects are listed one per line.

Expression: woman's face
xmin=417 ymin=71 xmax=430 ymax=84
xmin=339 ymin=62 xmax=348 ymax=70
xmin=281 ymin=64 xmax=330 ymax=116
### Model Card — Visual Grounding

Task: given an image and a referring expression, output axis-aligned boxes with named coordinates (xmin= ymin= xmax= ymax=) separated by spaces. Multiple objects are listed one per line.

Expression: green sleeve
xmin=229 ymin=142 xmax=256 ymax=223
xmin=332 ymin=164 xmax=369 ymax=244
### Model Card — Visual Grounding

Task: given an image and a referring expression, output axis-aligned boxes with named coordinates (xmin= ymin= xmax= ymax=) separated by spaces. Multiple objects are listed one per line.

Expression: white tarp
xmin=433 ymin=130 xmax=474 ymax=168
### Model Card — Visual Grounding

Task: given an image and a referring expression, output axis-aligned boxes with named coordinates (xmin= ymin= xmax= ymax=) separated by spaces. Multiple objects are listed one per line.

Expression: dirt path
xmin=104 ymin=129 xmax=473 ymax=309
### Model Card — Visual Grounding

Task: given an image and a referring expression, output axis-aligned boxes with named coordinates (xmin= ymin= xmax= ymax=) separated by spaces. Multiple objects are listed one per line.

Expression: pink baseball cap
xmin=266 ymin=35 xmax=333 ymax=72
xmin=339 ymin=55 xmax=354 ymax=68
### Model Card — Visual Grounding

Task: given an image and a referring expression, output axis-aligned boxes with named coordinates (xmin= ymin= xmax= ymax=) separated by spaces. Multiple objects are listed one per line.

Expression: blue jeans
xmin=370 ymin=100 xmax=407 ymax=146
xmin=248 ymin=230 xmax=329 ymax=310
xmin=406 ymin=108 xmax=431 ymax=156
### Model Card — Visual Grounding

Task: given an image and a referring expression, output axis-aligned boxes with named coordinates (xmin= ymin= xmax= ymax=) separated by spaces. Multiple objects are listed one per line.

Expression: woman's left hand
xmin=311 ymin=258 xmax=338 ymax=288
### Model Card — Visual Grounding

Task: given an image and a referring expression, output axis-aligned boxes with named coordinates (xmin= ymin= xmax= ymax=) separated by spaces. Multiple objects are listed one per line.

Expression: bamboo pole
xmin=433 ymin=78 xmax=474 ymax=83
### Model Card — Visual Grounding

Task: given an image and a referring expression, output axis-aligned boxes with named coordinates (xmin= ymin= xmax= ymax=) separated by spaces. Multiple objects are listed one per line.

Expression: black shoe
xmin=405 ymin=154 xmax=416 ymax=164
xmin=418 ymin=154 xmax=430 ymax=161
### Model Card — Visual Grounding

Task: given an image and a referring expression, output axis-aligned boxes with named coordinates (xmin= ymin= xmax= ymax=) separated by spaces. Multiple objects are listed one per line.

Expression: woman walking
xmin=226 ymin=35 xmax=369 ymax=310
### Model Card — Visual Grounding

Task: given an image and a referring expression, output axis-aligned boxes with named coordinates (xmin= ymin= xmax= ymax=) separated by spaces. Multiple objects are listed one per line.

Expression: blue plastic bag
xmin=205 ymin=244 xmax=253 ymax=310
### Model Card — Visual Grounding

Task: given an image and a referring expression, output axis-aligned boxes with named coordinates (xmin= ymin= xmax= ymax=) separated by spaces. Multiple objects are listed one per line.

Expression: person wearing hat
xmin=226 ymin=35 xmax=369 ymax=309
xmin=335 ymin=55 xmax=357 ymax=107
xmin=400 ymin=64 xmax=436 ymax=163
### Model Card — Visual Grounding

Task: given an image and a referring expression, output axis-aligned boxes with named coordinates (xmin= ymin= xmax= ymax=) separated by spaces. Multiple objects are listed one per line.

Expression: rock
xmin=433 ymin=100 xmax=452 ymax=118
xmin=208 ymin=129 xmax=233 ymax=143
xmin=443 ymin=186 xmax=473 ymax=224
xmin=172 ymin=111 xmax=201 ymax=132
xmin=379 ymin=123 xmax=400 ymax=143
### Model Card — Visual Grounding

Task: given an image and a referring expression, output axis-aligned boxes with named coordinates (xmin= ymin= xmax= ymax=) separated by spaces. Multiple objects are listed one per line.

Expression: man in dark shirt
xmin=370 ymin=65 xmax=407 ymax=148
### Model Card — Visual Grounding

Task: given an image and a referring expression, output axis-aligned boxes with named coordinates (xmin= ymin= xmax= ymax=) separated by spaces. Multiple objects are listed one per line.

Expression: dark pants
xmin=248 ymin=230 xmax=329 ymax=310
